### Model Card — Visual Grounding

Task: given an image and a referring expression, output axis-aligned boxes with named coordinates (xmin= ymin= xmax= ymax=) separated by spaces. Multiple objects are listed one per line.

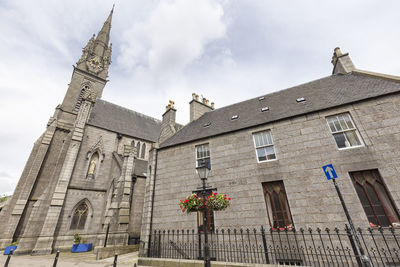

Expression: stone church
xmin=0 ymin=8 xmax=174 ymax=254
xmin=2 ymin=7 xmax=400 ymax=258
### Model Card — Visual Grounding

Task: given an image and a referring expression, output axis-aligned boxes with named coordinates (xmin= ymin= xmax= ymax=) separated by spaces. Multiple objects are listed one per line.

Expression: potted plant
xmin=180 ymin=192 xmax=231 ymax=214
xmin=3 ymin=241 xmax=18 ymax=255
xmin=71 ymin=233 xmax=92 ymax=253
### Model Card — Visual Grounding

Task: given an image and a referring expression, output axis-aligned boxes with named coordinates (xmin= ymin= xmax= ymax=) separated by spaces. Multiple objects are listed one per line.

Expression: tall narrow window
xmin=141 ymin=143 xmax=146 ymax=159
xmin=253 ymin=130 xmax=276 ymax=162
xmin=262 ymin=181 xmax=293 ymax=229
xmin=74 ymin=85 xmax=90 ymax=111
xmin=87 ymin=152 xmax=99 ymax=179
xmin=70 ymin=202 xmax=89 ymax=230
xmin=350 ymin=170 xmax=399 ymax=227
xmin=136 ymin=142 xmax=141 ymax=157
xmin=196 ymin=144 xmax=211 ymax=169
xmin=197 ymin=193 xmax=214 ymax=233
xmin=326 ymin=113 xmax=363 ymax=149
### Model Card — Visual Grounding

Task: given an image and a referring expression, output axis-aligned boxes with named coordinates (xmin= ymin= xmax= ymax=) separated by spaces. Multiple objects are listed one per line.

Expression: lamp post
xmin=196 ymin=161 xmax=211 ymax=267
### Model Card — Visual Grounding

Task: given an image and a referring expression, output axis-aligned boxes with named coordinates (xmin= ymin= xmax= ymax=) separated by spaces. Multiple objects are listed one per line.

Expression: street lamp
xmin=196 ymin=160 xmax=211 ymax=267
xmin=196 ymin=161 xmax=210 ymax=183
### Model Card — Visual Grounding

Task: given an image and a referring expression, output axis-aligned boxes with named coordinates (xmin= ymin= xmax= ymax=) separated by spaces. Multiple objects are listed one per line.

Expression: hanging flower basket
xmin=180 ymin=193 xmax=231 ymax=214
xmin=205 ymin=193 xmax=231 ymax=211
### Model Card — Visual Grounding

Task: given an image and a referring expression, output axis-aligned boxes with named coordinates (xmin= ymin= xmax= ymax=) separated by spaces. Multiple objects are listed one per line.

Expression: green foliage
xmin=205 ymin=193 xmax=231 ymax=211
xmin=0 ymin=195 xmax=9 ymax=204
xmin=179 ymin=192 xmax=231 ymax=214
xmin=74 ymin=233 xmax=81 ymax=244
xmin=179 ymin=193 xmax=204 ymax=213
xmin=11 ymin=241 xmax=18 ymax=246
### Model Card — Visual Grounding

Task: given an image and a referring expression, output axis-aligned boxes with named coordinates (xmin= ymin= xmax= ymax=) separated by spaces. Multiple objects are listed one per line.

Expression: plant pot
xmin=71 ymin=243 xmax=92 ymax=253
xmin=4 ymin=246 xmax=17 ymax=255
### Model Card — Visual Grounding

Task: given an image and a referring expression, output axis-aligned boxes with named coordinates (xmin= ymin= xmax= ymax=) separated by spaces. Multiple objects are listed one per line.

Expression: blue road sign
xmin=322 ymin=164 xmax=338 ymax=180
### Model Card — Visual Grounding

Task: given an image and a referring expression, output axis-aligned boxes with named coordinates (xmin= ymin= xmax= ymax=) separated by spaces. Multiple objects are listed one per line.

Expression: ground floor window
xmin=197 ymin=192 xmax=215 ymax=233
xmin=197 ymin=209 xmax=215 ymax=233
xmin=70 ymin=202 xmax=89 ymax=230
xmin=262 ymin=181 xmax=293 ymax=229
xmin=350 ymin=170 xmax=399 ymax=227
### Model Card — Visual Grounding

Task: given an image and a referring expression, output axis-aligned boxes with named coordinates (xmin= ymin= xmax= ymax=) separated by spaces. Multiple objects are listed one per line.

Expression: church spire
xmin=76 ymin=6 xmax=114 ymax=80
xmin=95 ymin=5 xmax=114 ymax=47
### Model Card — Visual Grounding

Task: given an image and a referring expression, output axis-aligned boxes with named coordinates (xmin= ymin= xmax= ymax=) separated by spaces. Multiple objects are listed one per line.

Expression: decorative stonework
xmin=85 ymin=137 xmax=105 ymax=179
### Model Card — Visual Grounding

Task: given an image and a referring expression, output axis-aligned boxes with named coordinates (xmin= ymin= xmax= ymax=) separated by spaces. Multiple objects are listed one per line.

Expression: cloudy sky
xmin=0 ymin=0 xmax=399 ymax=195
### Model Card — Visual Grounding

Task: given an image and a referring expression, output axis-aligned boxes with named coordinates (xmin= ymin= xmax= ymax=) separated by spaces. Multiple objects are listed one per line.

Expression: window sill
xmin=337 ymin=144 xmax=364 ymax=151
xmin=257 ymin=158 xmax=278 ymax=164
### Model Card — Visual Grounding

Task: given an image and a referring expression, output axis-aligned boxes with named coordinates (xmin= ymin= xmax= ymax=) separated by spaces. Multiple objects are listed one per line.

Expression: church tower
xmin=61 ymin=6 xmax=113 ymax=115
xmin=0 ymin=8 xmax=114 ymax=254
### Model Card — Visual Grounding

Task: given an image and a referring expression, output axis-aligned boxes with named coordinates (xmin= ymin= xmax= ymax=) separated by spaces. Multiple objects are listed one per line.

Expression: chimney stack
xmin=190 ymin=93 xmax=214 ymax=122
xmin=331 ymin=47 xmax=355 ymax=74
xmin=158 ymin=100 xmax=177 ymax=144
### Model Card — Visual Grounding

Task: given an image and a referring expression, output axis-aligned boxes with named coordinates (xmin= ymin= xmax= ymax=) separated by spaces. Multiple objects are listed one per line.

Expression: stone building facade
xmin=139 ymin=48 xmax=400 ymax=255
xmin=1 ymin=9 xmax=400 ymax=258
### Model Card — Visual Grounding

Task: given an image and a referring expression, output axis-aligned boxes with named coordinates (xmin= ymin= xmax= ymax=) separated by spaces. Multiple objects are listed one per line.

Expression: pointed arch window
xmin=141 ymin=143 xmax=146 ymax=159
xmin=262 ymin=181 xmax=293 ymax=229
xmin=131 ymin=140 xmax=135 ymax=147
xmin=136 ymin=142 xmax=141 ymax=157
xmin=350 ymin=170 xmax=399 ymax=227
xmin=70 ymin=202 xmax=89 ymax=230
xmin=74 ymin=84 xmax=90 ymax=111
xmin=87 ymin=152 xmax=99 ymax=179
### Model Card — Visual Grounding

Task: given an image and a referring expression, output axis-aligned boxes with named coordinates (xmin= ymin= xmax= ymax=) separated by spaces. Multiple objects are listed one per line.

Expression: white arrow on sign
xmin=325 ymin=166 xmax=334 ymax=179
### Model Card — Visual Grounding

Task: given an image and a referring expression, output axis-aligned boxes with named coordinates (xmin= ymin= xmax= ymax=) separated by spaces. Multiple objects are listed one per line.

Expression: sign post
xmin=322 ymin=164 xmax=369 ymax=267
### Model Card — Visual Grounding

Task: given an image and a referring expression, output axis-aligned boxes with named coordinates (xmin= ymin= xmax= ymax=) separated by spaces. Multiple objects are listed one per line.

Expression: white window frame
xmin=195 ymin=143 xmax=211 ymax=169
xmin=252 ymin=130 xmax=277 ymax=163
xmin=326 ymin=113 xmax=364 ymax=150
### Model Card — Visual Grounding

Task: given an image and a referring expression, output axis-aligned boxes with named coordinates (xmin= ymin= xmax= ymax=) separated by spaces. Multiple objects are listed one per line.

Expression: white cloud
xmin=118 ymin=0 xmax=227 ymax=79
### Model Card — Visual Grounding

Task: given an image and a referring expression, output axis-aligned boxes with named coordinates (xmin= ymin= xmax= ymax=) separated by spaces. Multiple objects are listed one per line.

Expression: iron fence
xmin=147 ymin=225 xmax=400 ymax=266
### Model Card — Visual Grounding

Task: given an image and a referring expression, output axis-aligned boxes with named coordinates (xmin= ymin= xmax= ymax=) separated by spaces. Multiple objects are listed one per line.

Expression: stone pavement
xmin=0 ymin=251 xmax=141 ymax=267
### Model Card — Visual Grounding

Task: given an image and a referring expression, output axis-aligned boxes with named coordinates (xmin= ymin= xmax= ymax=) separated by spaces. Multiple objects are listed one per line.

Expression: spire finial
xmin=94 ymin=6 xmax=114 ymax=46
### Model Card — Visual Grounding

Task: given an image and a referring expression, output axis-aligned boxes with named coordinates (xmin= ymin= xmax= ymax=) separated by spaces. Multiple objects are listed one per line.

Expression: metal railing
xmin=147 ymin=225 xmax=400 ymax=266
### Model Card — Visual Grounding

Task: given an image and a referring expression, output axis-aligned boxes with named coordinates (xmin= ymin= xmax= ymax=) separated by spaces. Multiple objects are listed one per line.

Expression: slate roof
xmin=88 ymin=99 xmax=162 ymax=142
xmin=160 ymin=72 xmax=400 ymax=148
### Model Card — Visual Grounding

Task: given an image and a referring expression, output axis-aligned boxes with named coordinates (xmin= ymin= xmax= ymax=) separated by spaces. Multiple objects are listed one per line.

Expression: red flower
xmin=184 ymin=199 xmax=188 ymax=203
xmin=224 ymin=197 xmax=227 ymax=200
xmin=214 ymin=192 xmax=217 ymax=196
xmin=228 ymin=198 xmax=231 ymax=200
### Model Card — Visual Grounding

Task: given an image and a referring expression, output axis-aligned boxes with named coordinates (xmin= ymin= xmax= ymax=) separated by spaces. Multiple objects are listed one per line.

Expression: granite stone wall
xmin=149 ymin=93 xmax=400 ymax=232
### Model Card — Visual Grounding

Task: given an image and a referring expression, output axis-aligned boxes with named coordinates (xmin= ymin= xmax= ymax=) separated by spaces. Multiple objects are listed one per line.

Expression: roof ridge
xmin=97 ymin=99 xmax=161 ymax=123
xmin=352 ymin=69 xmax=400 ymax=83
